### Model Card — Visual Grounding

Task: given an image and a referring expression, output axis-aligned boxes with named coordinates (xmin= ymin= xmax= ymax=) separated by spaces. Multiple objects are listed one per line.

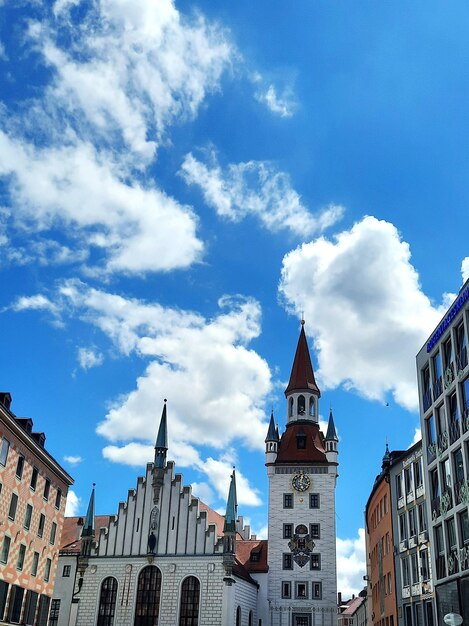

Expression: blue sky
xmin=1 ymin=0 xmax=469 ymax=595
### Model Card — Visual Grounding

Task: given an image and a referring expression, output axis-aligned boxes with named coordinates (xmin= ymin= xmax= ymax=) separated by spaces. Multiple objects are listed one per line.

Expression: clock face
xmin=292 ymin=473 xmax=310 ymax=492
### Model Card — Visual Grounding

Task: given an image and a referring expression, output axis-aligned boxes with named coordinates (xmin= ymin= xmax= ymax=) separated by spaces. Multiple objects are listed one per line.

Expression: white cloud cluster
xmin=0 ymin=0 xmax=234 ymax=275
xmin=181 ymin=151 xmax=344 ymax=236
xmin=255 ymin=84 xmax=296 ymax=118
xmin=65 ymin=489 xmax=81 ymax=516
xmin=336 ymin=528 xmax=366 ymax=597
xmin=462 ymin=257 xmax=469 ymax=283
xmin=77 ymin=347 xmax=104 ymax=370
xmin=20 ymin=280 xmax=270 ymax=503
xmin=279 ymin=216 xmax=446 ymax=411
xmin=64 ymin=455 xmax=84 ymax=465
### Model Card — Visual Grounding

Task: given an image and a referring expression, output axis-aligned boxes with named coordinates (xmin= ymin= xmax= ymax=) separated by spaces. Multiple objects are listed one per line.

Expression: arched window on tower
xmin=309 ymin=397 xmax=315 ymax=417
xmin=97 ymin=577 xmax=118 ymax=626
xmin=289 ymin=397 xmax=293 ymax=417
xmin=134 ymin=566 xmax=161 ymax=626
xmin=248 ymin=610 xmax=253 ymax=626
xmin=179 ymin=576 xmax=200 ymax=626
xmin=298 ymin=395 xmax=305 ymax=415
xmin=236 ymin=606 xmax=241 ymax=626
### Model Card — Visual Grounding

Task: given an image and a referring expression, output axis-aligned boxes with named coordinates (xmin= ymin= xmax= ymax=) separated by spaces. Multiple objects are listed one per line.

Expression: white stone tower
xmin=265 ymin=322 xmax=338 ymax=626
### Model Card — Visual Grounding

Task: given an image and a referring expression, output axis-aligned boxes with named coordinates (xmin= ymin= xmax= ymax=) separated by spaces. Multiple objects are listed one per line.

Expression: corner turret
xmin=265 ymin=410 xmax=279 ymax=474
xmin=325 ymin=408 xmax=339 ymax=476
xmin=152 ymin=400 xmax=168 ymax=503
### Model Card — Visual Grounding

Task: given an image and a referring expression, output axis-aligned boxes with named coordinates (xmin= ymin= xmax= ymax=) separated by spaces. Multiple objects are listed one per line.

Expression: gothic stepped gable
xmin=89 ymin=461 xmax=225 ymax=558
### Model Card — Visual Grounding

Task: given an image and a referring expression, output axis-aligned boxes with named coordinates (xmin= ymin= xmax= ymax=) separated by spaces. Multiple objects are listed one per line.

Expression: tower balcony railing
xmin=433 ymin=377 xmax=443 ymax=401
xmin=427 ymin=442 xmax=437 ymax=464
xmin=423 ymin=389 xmax=433 ymax=413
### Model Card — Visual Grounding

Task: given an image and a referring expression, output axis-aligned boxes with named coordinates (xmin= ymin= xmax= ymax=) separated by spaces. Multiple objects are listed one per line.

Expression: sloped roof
xmin=276 ymin=421 xmax=327 ymax=464
xmin=340 ymin=595 xmax=366 ymax=616
xmin=236 ymin=539 xmax=268 ymax=573
xmin=285 ymin=325 xmax=320 ymax=397
xmin=59 ymin=516 xmax=112 ymax=554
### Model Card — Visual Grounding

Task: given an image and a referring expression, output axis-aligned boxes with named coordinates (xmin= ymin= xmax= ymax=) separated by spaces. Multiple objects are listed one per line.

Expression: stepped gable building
xmin=417 ymin=277 xmax=469 ymax=623
xmin=0 ymin=391 xmax=73 ymax=625
xmin=51 ymin=323 xmax=339 ymax=626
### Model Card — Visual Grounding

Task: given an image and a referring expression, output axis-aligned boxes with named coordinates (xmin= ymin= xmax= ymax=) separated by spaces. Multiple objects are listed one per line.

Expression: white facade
xmin=52 ymin=325 xmax=339 ymax=626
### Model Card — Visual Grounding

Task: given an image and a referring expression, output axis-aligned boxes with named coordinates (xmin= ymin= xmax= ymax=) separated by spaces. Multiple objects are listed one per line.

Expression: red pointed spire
xmin=284 ymin=323 xmax=320 ymax=397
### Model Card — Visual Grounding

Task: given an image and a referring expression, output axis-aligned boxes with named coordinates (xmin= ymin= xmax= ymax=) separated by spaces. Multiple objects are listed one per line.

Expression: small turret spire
xmin=224 ymin=468 xmax=237 ymax=534
xmin=154 ymin=400 xmax=168 ymax=469
xmin=382 ymin=440 xmax=391 ymax=470
xmin=81 ymin=483 xmax=95 ymax=538
xmin=325 ymin=407 xmax=338 ymax=441
xmin=265 ymin=410 xmax=279 ymax=442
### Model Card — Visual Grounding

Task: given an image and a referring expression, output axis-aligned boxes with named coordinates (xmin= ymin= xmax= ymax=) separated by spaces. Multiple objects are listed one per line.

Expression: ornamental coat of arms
xmin=288 ymin=524 xmax=315 ymax=568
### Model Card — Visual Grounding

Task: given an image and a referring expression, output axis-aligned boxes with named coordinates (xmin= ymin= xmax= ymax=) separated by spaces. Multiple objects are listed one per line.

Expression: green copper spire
xmin=81 ymin=483 xmax=95 ymax=538
xmin=223 ymin=469 xmax=237 ymax=533
xmin=154 ymin=400 xmax=168 ymax=469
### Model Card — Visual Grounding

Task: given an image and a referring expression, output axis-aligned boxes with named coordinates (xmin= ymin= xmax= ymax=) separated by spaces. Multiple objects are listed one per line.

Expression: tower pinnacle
xmin=284 ymin=324 xmax=320 ymax=397
xmin=154 ymin=400 xmax=168 ymax=469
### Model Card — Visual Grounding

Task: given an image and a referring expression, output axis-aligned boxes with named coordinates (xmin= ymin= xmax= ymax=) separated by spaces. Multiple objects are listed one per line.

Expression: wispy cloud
xmin=77 ymin=347 xmax=104 ymax=370
xmin=255 ymin=84 xmax=296 ymax=118
xmin=64 ymin=455 xmax=83 ymax=466
xmin=181 ymin=150 xmax=344 ymax=236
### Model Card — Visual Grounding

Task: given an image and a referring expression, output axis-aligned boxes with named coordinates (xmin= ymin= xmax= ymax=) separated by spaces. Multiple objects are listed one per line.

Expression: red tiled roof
xmin=340 ymin=595 xmax=366 ymax=616
xmin=285 ymin=325 xmax=320 ymax=396
xmin=276 ymin=422 xmax=327 ymax=464
xmin=199 ymin=501 xmax=226 ymax=537
xmin=236 ymin=539 xmax=268 ymax=573
xmin=59 ymin=516 xmax=112 ymax=553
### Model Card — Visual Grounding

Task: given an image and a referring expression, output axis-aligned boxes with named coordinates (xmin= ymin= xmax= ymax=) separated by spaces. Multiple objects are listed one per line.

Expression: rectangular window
xmin=0 ymin=581 xmax=9 ymax=622
xmin=282 ymin=553 xmax=293 ymax=570
xmin=8 ymin=493 xmax=18 ymax=521
xmin=312 ymin=582 xmax=322 ymax=599
xmin=295 ymin=581 xmax=308 ymax=599
xmin=408 ymin=508 xmax=417 ymax=537
xmin=50 ymin=522 xmax=57 ymax=545
xmin=418 ymin=502 xmax=427 ymax=532
xmin=44 ymin=558 xmax=51 ymax=582
xmin=283 ymin=493 xmax=293 ymax=508
xmin=30 ymin=466 xmax=38 ymax=491
xmin=414 ymin=460 xmax=422 ymax=487
xmin=37 ymin=513 xmax=45 ymax=538
xmin=459 ymin=509 xmax=469 ymax=546
xmin=446 ymin=517 xmax=457 ymax=549
xmin=24 ymin=504 xmax=33 ymax=530
xmin=283 ymin=523 xmax=293 ymax=539
xmin=310 ymin=523 xmax=320 ymax=539
xmin=15 ymin=455 xmax=25 ymax=479
xmin=281 ymin=581 xmax=291 ymax=598
xmin=411 ymin=552 xmax=419 ymax=584
xmin=399 ymin=514 xmax=407 ymax=540
xmin=17 ymin=544 xmax=26 ymax=571
xmin=43 ymin=478 xmax=51 ymax=501
xmin=420 ymin=549 xmax=429 ymax=581
xmin=396 ymin=473 xmax=402 ymax=498
xmin=309 ymin=493 xmax=320 ymax=509
xmin=49 ymin=599 xmax=61 ymax=626
xmin=31 ymin=552 xmax=39 ymax=577
xmin=0 ymin=536 xmax=11 ymax=564
xmin=55 ymin=488 xmax=62 ymax=510
xmin=401 ymin=556 xmax=410 ymax=586
xmin=404 ymin=467 xmax=413 ymax=494
xmin=0 ymin=438 xmax=9 ymax=466
xmin=62 ymin=565 xmax=71 ymax=577
xmin=310 ymin=554 xmax=321 ymax=570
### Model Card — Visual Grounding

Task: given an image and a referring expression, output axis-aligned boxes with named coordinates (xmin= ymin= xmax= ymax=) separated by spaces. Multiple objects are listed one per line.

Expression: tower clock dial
xmin=292 ymin=473 xmax=310 ymax=492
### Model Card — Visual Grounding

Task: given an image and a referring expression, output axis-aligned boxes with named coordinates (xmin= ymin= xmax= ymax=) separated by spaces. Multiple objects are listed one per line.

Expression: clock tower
xmin=265 ymin=322 xmax=338 ymax=626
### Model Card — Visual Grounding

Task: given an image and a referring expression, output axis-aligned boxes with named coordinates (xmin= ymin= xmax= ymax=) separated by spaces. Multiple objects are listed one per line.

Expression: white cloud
xmin=191 ymin=482 xmax=216 ymax=505
xmin=279 ymin=216 xmax=446 ymax=411
xmin=255 ymin=84 xmax=296 ymax=118
xmin=10 ymin=294 xmax=59 ymax=314
xmin=65 ymin=489 xmax=81 ymax=516
xmin=0 ymin=0 xmax=234 ymax=276
xmin=462 ymin=257 xmax=469 ymax=283
xmin=180 ymin=150 xmax=344 ymax=236
xmin=336 ymin=528 xmax=366 ymax=597
xmin=410 ymin=427 xmax=421 ymax=447
xmin=64 ymin=455 xmax=83 ymax=465
xmin=0 ymin=133 xmax=203 ymax=274
xmin=77 ymin=347 xmax=104 ymax=370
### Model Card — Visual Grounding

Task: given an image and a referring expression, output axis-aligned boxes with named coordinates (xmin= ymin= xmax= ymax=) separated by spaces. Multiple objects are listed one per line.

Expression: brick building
xmin=0 ymin=392 xmax=73 ymax=625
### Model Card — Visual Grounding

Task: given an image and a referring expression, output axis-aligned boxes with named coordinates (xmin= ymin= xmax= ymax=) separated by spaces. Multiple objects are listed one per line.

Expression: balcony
xmin=448 ymin=549 xmax=459 ymax=575
xmin=411 ymin=582 xmax=421 ymax=596
xmin=418 ymin=530 xmax=428 ymax=544
xmin=416 ymin=484 xmax=425 ymax=499
xmin=408 ymin=535 xmax=417 ymax=548
xmin=406 ymin=491 xmax=415 ymax=504
xmin=436 ymin=430 xmax=448 ymax=457
xmin=398 ymin=496 xmax=405 ymax=509
xmin=402 ymin=586 xmax=411 ymax=598
xmin=399 ymin=539 xmax=408 ymax=552
xmin=423 ymin=389 xmax=433 ymax=413
xmin=444 ymin=363 xmax=455 ymax=390
xmin=433 ymin=377 xmax=443 ymax=401
xmin=454 ymin=479 xmax=469 ymax=506
xmin=440 ymin=489 xmax=453 ymax=515
xmin=427 ymin=442 xmax=436 ymax=464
